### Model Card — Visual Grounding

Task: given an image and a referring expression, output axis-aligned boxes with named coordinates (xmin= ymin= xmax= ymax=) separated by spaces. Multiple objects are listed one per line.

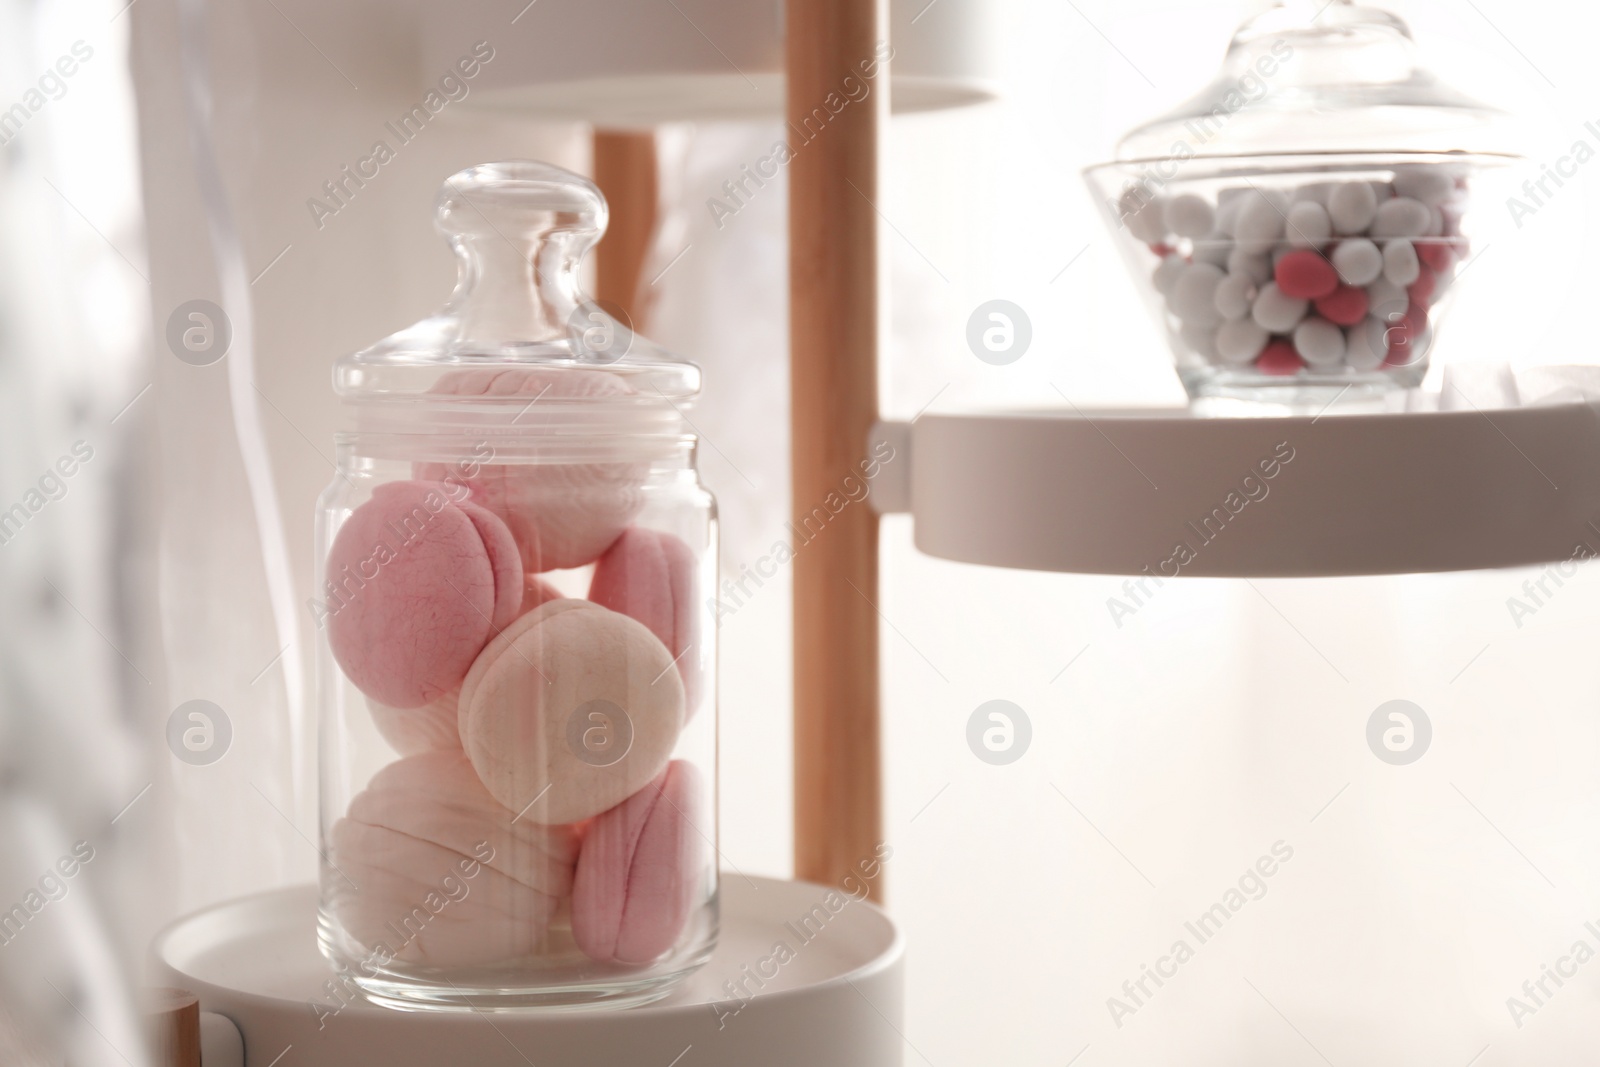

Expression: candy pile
xmin=323 ymin=378 xmax=704 ymax=969
xmin=1119 ymin=166 xmax=1467 ymax=378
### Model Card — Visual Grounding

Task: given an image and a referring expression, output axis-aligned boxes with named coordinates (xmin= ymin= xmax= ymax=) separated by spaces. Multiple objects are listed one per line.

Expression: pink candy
xmin=326 ymin=481 xmax=524 ymax=709
xmin=1417 ymin=241 xmax=1455 ymax=273
xmin=1313 ymin=285 xmax=1369 ymax=327
xmin=1384 ymin=304 xmax=1430 ymax=367
xmin=589 ymin=528 xmax=700 ymax=710
xmin=1274 ymin=250 xmax=1339 ymax=300
xmin=1257 ymin=340 xmax=1303 ymax=376
xmin=415 ymin=368 xmax=647 ymax=573
xmin=1408 ymin=265 xmax=1438 ymax=306
xmin=571 ymin=760 xmax=704 ymax=964
xmin=365 ymin=579 xmax=562 ymax=755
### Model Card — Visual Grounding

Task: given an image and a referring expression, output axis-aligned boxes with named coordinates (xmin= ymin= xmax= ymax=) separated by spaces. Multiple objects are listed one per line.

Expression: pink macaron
xmin=588 ymin=527 xmax=701 ymax=710
xmin=363 ymin=578 xmax=562 ymax=754
xmin=325 ymin=481 xmax=523 ymax=709
xmin=571 ymin=760 xmax=705 ymax=965
xmin=415 ymin=368 xmax=647 ymax=573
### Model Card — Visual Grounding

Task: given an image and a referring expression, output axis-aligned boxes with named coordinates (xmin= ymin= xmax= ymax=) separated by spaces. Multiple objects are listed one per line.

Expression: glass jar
xmin=312 ymin=161 xmax=717 ymax=1011
xmin=1082 ymin=0 xmax=1527 ymax=413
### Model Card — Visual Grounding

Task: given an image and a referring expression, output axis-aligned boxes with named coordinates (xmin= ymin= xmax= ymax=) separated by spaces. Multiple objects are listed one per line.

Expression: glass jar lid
xmin=1113 ymin=0 xmax=1521 ymax=162
xmin=334 ymin=161 xmax=700 ymax=416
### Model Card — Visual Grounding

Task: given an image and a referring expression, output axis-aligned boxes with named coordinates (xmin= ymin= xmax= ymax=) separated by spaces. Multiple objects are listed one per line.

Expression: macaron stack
xmin=323 ymin=456 xmax=704 ymax=969
xmin=1120 ymin=164 xmax=1467 ymax=380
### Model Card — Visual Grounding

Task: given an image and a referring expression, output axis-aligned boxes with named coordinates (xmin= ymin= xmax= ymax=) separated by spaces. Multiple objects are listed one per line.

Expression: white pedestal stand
xmin=151 ymin=877 xmax=904 ymax=1067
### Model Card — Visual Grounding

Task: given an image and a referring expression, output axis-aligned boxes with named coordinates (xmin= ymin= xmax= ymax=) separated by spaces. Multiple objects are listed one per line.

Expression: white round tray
xmin=875 ymin=402 xmax=1600 ymax=577
xmin=150 ymin=877 xmax=903 ymax=1067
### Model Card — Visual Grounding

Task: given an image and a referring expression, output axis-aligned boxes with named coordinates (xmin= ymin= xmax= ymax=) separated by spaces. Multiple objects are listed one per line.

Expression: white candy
xmin=1392 ymin=165 xmax=1454 ymax=207
xmin=1164 ymin=194 xmax=1215 ymax=239
xmin=1216 ymin=318 xmax=1269 ymax=365
xmin=1251 ymin=282 xmax=1309 ymax=333
xmin=1215 ymin=193 xmax=1246 ymax=238
xmin=1170 ymin=263 xmax=1225 ymax=327
xmin=1193 ymin=238 xmax=1232 ymax=268
xmin=1234 ymin=190 xmax=1286 ymax=253
xmin=1331 ymin=238 xmax=1383 ymax=286
xmin=1293 ymin=317 xmax=1346 ymax=367
xmin=1371 ymin=196 xmax=1431 ymax=239
xmin=1383 ymin=239 xmax=1420 ymax=286
xmin=1120 ymin=169 xmax=1462 ymax=378
xmin=1294 ymin=181 xmax=1336 ymax=205
xmin=459 ymin=600 xmax=686 ymax=825
xmin=1213 ymin=273 xmax=1258 ymax=320
xmin=1227 ymin=247 xmax=1273 ymax=284
xmin=1286 ymin=201 xmax=1331 ymax=248
xmin=1345 ymin=318 xmax=1389 ymax=371
xmin=1152 ymin=254 xmax=1186 ymax=296
xmin=1327 ymin=181 xmax=1378 ymax=235
xmin=1120 ymin=188 xmax=1166 ymax=244
xmin=1181 ymin=319 xmax=1219 ymax=359
xmin=1366 ymin=279 xmax=1409 ymax=323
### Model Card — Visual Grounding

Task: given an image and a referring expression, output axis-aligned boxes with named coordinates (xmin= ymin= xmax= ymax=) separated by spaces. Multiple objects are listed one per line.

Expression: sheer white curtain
xmin=0 ymin=0 xmax=155 ymax=1062
xmin=130 ymin=0 xmax=592 ymax=919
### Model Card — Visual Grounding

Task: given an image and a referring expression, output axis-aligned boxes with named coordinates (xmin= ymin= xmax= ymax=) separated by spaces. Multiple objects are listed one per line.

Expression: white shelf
xmin=151 ymin=877 xmax=904 ymax=1067
xmin=874 ymin=403 xmax=1600 ymax=577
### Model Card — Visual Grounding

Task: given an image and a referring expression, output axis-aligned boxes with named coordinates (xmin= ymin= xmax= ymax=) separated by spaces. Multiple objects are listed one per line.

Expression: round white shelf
xmin=150 ymin=877 xmax=904 ymax=1067
xmin=875 ymin=403 xmax=1600 ymax=577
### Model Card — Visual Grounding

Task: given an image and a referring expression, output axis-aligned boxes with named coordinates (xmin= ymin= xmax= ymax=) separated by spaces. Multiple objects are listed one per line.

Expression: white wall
xmin=866 ymin=2 xmax=1600 ymax=1062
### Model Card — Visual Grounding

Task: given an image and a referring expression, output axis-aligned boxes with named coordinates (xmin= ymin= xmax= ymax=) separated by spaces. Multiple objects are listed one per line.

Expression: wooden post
xmin=143 ymin=987 xmax=201 ymax=1067
xmin=591 ymin=129 xmax=660 ymax=330
xmin=788 ymin=0 xmax=886 ymax=898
